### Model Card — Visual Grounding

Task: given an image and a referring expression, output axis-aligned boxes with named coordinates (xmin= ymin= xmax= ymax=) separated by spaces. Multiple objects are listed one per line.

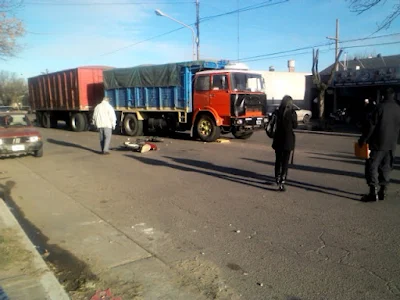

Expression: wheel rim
xmin=71 ymin=116 xmax=76 ymax=128
xmin=199 ymin=120 xmax=212 ymax=136
xmin=128 ymin=119 xmax=135 ymax=131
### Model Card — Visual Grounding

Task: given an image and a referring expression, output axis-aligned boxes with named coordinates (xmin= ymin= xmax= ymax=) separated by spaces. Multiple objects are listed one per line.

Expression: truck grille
xmin=231 ymin=93 xmax=267 ymax=116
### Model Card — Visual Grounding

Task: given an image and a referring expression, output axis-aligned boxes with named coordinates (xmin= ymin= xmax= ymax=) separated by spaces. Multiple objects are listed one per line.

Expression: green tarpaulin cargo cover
xmin=103 ymin=60 xmax=223 ymax=89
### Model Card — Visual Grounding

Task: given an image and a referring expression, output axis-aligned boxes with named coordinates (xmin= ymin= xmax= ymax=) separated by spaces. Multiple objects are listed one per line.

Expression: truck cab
xmin=192 ymin=67 xmax=268 ymax=141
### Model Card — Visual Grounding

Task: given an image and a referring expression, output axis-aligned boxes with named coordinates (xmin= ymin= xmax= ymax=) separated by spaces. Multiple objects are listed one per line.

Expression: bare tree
xmin=0 ymin=70 xmax=27 ymax=106
xmin=347 ymin=0 xmax=400 ymax=32
xmin=312 ymin=48 xmax=343 ymax=121
xmin=0 ymin=0 xmax=25 ymax=59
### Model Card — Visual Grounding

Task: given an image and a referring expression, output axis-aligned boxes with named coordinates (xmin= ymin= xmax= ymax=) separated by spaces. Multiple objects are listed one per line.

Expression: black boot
xmin=361 ymin=186 xmax=378 ymax=202
xmin=378 ymin=185 xmax=387 ymax=201
xmin=278 ymin=177 xmax=286 ymax=192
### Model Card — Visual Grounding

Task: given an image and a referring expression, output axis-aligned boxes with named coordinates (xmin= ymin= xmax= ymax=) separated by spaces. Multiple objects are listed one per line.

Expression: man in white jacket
xmin=93 ymin=97 xmax=117 ymax=155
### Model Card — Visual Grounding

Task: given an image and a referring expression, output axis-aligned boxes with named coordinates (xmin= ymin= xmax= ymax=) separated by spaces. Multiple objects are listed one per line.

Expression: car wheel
xmin=34 ymin=147 xmax=43 ymax=158
xmin=303 ymin=114 xmax=311 ymax=123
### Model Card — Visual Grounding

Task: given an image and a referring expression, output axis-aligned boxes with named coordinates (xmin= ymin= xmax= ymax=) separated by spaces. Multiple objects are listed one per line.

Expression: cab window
xmin=195 ymin=76 xmax=210 ymax=91
xmin=212 ymin=75 xmax=228 ymax=90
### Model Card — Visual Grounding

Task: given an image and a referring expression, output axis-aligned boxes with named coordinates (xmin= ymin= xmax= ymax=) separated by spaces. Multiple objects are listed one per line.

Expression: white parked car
xmin=267 ymin=104 xmax=312 ymax=124
xmin=293 ymin=104 xmax=312 ymax=123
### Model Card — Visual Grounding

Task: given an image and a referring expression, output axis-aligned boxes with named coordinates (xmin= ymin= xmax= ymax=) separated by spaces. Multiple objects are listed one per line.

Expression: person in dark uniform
xmin=272 ymin=95 xmax=298 ymax=191
xmin=358 ymin=87 xmax=400 ymax=202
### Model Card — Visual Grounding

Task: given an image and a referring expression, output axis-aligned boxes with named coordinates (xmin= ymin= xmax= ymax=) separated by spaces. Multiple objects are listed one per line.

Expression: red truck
xmin=29 ymin=61 xmax=268 ymax=141
xmin=28 ymin=66 xmax=109 ymax=132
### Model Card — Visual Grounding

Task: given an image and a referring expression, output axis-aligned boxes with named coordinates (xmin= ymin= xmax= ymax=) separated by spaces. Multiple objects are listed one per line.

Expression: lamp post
xmin=155 ymin=9 xmax=197 ymax=61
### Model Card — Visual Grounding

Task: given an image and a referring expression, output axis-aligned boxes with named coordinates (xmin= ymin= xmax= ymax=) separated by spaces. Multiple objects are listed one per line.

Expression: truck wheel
xmin=232 ymin=128 xmax=254 ymax=140
xmin=123 ymin=114 xmax=143 ymax=136
xmin=70 ymin=113 xmax=87 ymax=132
xmin=35 ymin=112 xmax=42 ymax=127
xmin=50 ymin=117 xmax=58 ymax=128
xmin=41 ymin=112 xmax=51 ymax=128
xmin=196 ymin=114 xmax=220 ymax=142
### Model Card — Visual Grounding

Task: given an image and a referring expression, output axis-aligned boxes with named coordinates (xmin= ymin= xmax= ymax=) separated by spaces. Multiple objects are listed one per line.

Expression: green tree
xmin=0 ymin=0 xmax=25 ymax=59
xmin=0 ymin=70 xmax=28 ymax=107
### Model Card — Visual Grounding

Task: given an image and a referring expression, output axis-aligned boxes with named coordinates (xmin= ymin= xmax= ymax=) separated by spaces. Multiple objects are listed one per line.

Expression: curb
xmin=294 ymin=129 xmax=359 ymax=137
xmin=0 ymin=199 xmax=70 ymax=300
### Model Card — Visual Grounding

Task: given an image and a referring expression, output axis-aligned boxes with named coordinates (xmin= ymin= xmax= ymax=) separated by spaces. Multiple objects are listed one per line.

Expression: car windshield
xmin=231 ymin=73 xmax=264 ymax=92
xmin=0 ymin=114 xmax=30 ymax=128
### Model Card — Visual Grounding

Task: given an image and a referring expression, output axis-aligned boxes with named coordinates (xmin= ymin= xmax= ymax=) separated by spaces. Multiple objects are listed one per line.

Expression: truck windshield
xmin=231 ymin=73 xmax=264 ymax=92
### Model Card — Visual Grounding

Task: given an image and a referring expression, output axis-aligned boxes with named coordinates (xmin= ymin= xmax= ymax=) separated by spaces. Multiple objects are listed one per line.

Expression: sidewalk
xmin=0 ymin=198 xmax=70 ymax=300
xmin=0 ymin=160 xmax=213 ymax=300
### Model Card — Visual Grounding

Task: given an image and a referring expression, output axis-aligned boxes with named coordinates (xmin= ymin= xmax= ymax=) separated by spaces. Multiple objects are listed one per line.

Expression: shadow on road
xmin=243 ymin=157 xmax=400 ymax=185
xmin=307 ymin=152 xmax=400 ymax=169
xmin=47 ymin=138 xmax=101 ymax=154
xmin=126 ymin=155 xmax=361 ymax=201
xmin=125 ymin=154 xmax=277 ymax=191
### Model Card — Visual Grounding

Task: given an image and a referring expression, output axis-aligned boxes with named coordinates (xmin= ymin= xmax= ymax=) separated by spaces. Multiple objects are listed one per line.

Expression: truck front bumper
xmin=232 ymin=117 xmax=269 ymax=129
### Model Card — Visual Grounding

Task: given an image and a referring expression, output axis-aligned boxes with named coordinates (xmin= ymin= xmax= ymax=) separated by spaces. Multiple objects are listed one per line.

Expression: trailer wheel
xmin=41 ymin=112 xmax=51 ymax=128
xmin=123 ymin=114 xmax=143 ymax=136
xmin=232 ymin=128 xmax=254 ymax=140
xmin=70 ymin=113 xmax=87 ymax=132
xmin=50 ymin=117 xmax=58 ymax=128
xmin=35 ymin=112 xmax=42 ymax=127
xmin=196 ymin=114 xmax=220 ymax=142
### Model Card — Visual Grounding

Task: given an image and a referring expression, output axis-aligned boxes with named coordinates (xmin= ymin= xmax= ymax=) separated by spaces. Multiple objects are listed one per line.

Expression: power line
xmin=98 ymin=27 xmax=186 ymax=57
xmin=342 ymin=40 xmax=400 ymax=49
xmin=25 ymin=1 xmax=193 ymax=5
xmin=200 ymin=0 xmax=288 ymax=23
xmin=235 ymin=32 xmax=400 ymax=62
xmin=94 ymin=0 xmax=288 ymax=58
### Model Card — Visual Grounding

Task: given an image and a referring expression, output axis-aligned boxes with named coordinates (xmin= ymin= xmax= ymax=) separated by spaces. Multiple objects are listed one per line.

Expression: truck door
xmin=210 ymin=74 xmax=230 ymax=117
xmin=193 ymin=75 xmax=211 ymax=110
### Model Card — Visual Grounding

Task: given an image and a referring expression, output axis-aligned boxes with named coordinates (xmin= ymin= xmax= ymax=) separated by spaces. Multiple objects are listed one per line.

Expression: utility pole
xmin=327 ymin=18 xmax=340 ymax=71
xmin=195 ymin=0 xmax=200 ymax=60
xmin=237 ymin=0 xmax=240 ymax=61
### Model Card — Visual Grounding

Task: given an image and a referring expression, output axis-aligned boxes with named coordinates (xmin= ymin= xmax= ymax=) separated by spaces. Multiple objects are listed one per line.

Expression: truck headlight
xmin=29 ymin=136 xmax=39 ymax=142
xmin=236 ymin=119 xmax=243 ymax=125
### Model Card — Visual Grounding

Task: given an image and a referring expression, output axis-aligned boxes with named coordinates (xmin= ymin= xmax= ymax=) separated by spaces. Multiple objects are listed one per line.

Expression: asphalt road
xmin=1 ymin=127 xmax=400 ymax=300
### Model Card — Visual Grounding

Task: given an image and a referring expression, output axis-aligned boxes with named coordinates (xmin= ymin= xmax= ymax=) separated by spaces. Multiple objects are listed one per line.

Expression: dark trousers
xmin=365 ymin=150 xmax=394 ymax=187
xmin=275 ymin=150 xmax=291 ymax=182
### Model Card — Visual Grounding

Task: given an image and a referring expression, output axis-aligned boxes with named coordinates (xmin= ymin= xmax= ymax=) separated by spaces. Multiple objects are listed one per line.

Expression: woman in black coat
xmin=272 ymin=95 xmax=298 ymax=191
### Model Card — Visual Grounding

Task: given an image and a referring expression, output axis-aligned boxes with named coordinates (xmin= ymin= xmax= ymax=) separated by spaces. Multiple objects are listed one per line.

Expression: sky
xmin=1 ymin=0 xmax=400 ymax=79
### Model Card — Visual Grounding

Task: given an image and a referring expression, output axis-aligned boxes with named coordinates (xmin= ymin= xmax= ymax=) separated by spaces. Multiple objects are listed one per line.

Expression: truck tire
xmin=232 ymin=128 xmax=254 ymax=140
xmin=123 ymin=114 xmax=143 ymax=136
xmin=70 ymin=113 xmax=87 ymax=132
xmin=35 ymin=112 xmax=42 ymax=127
xmin=196 ymin=114 xmax=220 ymax=142
xmin=50 ymin=117 xmax=58 ymax=128
xmin=41 ymin=112 xmax=51 ymax=128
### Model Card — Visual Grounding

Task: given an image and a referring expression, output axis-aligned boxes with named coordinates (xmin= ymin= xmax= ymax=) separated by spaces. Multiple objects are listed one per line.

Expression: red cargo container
xmin=28 ymin=66 xmax=112 ymax=132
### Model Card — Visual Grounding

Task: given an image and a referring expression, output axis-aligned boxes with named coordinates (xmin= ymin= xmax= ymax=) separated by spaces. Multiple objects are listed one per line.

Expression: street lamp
xmin=155 ymin=9 xmax=197 ymax=61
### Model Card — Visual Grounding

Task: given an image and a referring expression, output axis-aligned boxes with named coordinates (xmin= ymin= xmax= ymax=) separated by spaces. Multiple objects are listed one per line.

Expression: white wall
xmin=254 ymin=71 xmax=311 ymax=107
